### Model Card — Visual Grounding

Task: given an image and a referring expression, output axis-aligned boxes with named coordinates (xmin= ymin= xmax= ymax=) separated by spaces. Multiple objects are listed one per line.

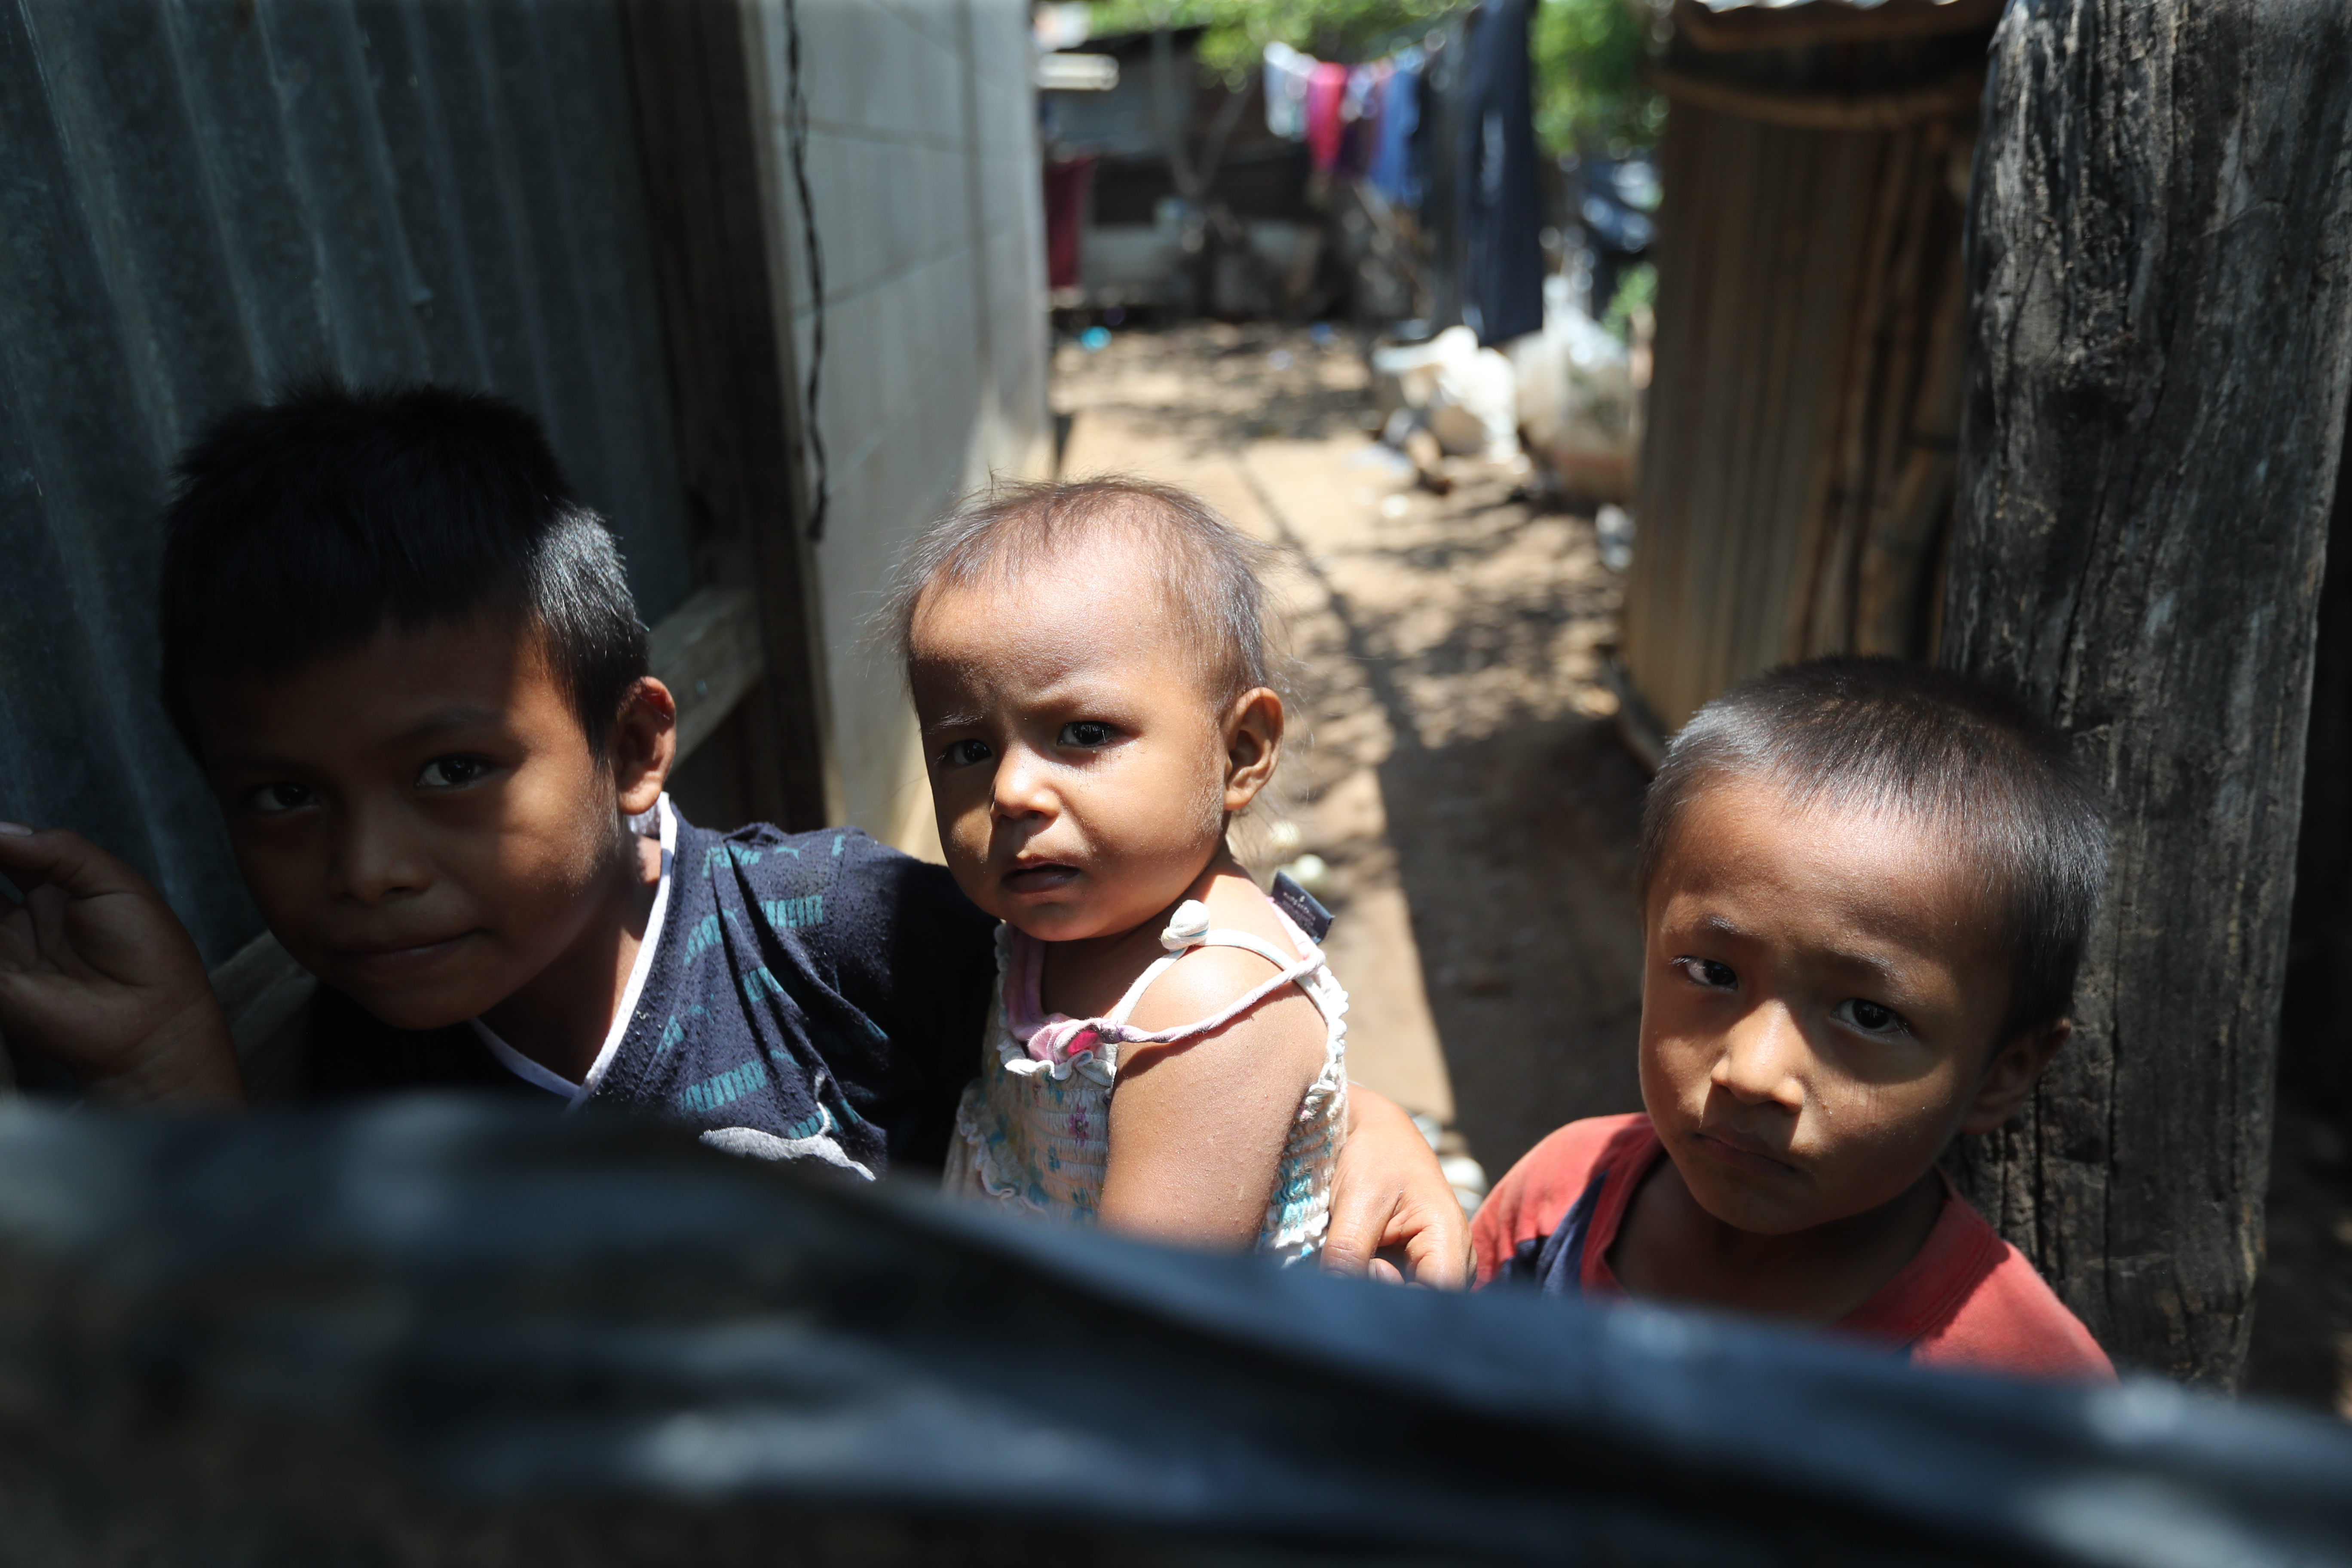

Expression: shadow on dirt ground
xmin=1377 ymin=717 xmax=1648 ymax=1171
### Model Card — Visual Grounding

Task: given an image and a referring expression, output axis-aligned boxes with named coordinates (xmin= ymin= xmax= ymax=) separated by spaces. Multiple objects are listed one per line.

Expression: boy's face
xmin=907 ymin=538 xmax=1278 ymax=943
xmin=188 ymin=619 xmax=667 ymax=1032
xmin=1638 ymin=775 xmax=2048 ymax=1237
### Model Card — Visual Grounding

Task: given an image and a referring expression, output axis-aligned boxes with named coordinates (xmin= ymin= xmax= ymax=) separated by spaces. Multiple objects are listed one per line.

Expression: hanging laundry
xmin=1338 ymin=62 xmax=1387 ymax=181
xmin=1458 ymin=0 xmax=1544 ymax=346
xmin=1042 ymin=156 xmax=1094 ymax=292
xmin=1368 ymin=49 xmax=1423 ymax=208
xmin=1305 ymin=61 xmax=1348 ymax=173
xmin=1262 ymin=41 xmax=1312 ymax=141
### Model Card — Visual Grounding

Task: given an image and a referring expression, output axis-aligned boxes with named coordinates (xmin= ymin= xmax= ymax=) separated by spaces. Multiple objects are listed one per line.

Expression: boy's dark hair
xmin=876 ymin=476 xmax=1285 ymax=708
xmin=158 ymin=380 xmax=647 ymax=752
xmin=1637 ymin=657 xmax=2107 ymax=1041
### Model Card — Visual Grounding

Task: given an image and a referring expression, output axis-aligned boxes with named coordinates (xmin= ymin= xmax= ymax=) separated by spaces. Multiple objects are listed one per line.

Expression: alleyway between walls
xmin=1053 ymin=324 xmax=1648 ymax=1181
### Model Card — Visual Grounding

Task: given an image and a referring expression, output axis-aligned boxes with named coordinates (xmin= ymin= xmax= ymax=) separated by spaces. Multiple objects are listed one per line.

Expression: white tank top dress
xmin=943 ymin=893 xmax=1350 ymax=1262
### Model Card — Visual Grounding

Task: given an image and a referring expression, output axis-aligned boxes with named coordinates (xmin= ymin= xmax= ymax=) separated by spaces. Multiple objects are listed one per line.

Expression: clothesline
xmin=1262 ymin=39 xmax=1426 ymax=206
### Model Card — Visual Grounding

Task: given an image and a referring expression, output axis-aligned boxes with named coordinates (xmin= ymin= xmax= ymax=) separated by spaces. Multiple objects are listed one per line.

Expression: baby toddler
xmin=882 ymin=479 xmax=1347 ymax=1259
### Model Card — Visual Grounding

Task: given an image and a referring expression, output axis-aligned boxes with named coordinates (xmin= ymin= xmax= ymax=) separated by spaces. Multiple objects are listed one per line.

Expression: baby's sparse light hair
xmin=1638 ymin=657 xmax=2107 ymax=1041
xmin=878 ymin=477 xmax=1282 ymax=708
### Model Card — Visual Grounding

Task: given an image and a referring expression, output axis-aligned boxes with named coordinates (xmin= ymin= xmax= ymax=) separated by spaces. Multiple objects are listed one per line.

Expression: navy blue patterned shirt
xmin=306 ymin=805 xmax=997 ymax=1175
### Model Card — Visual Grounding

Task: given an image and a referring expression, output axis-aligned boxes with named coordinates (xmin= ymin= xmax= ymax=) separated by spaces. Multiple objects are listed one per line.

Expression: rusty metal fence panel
xmin=0 ymin=0 xmax=695 ymax=966
xmin=1620 ymin=99 xmax=1970 ymax=735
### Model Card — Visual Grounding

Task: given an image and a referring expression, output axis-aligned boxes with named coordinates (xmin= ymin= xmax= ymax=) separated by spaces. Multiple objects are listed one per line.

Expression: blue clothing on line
xmin=1368 ymin=51 xmax=1423 ymax=208
xmin=1458 ymin=0 xmax=1544 ymax=347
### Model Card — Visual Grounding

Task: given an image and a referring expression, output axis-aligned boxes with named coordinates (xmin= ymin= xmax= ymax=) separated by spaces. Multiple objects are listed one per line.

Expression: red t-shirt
xmin=1472 ymin=1114 xmax=2115 ymax=1382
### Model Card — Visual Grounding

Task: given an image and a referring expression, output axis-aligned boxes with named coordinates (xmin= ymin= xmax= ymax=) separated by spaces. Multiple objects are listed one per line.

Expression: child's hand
xmin=0 ymin=824 xmax=244 ymax=1108
xmin=1325 ymin=1086 xmax=1472 ymax=1288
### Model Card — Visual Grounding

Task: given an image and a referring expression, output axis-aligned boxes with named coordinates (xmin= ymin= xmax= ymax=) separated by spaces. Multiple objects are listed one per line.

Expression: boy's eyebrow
xmin=1819 ymin=946 xmax=1905 ymax=984
xmin=206 ymin=704 xmax=512 ymax=772
xmin=918 ymin=707 xmax=987 ymax=733
xmin=389 ymin=703 xmax=511 ymax=744
xmin=1690 ymin=912 xmax=1908 ymax=982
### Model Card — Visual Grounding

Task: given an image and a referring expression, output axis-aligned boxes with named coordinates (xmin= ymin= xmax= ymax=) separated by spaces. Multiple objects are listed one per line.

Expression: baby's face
xmin=187 ymin=619 xmax=658 ymax=1031
xmin=908 ymin=542 xmax=1246 ymax=943
xmin=1637 ymin=775 xmax=2016 ymax=1237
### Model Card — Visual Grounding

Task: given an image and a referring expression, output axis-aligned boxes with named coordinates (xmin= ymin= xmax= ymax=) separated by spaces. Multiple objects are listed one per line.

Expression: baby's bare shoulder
xmin=1122 ymin=879 xmax=1320 ymax=1046
xmin=1124 ymin=944 xmax=1287 ymax=1027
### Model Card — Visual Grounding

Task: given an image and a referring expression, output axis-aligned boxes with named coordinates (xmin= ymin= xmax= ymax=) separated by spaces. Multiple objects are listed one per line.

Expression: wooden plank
xmin=649 ymin=584 xmax=766 ymax=764
xmin=621 ymin=0 xmax=839 ymax=830
xmin=1945 ymin=0 xmax=2352 ymax=1386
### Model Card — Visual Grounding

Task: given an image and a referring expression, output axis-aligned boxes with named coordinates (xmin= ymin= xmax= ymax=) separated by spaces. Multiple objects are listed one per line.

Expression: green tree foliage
xmin=1531 ymin=0 xmax=1662 ymax=153
xmin=1602 ymin=260 xmax=1656 ymax=339
xmin=1084 ymin=0 xmax=1660 ymax=153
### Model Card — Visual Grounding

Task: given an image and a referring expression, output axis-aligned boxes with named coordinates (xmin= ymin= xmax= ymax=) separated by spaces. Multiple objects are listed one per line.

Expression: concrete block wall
xmin=744 ymin=0 xmax=1051 ymax=851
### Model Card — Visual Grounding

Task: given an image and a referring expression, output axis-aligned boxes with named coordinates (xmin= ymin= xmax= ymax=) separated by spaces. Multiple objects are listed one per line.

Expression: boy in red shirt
xmin=1475 ymin=658 xmax=2114 ymax=1380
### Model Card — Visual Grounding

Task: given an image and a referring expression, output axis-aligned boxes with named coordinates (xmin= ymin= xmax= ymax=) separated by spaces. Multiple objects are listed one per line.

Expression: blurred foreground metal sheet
xmin=0 ymin=1098 xmax=2346 ymax=1565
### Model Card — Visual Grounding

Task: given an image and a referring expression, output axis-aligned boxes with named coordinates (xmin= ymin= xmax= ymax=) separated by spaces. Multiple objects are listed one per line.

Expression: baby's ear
xmin=1221 ymin=686 xmax=1284 ymax=809
xmin=612 ymin=677 xmax=678 ymax=816
xmin=1958 ymin=1019 xmax=2069 ymax=1136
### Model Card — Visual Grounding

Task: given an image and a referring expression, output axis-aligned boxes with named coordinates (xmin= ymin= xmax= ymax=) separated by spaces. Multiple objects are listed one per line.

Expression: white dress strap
xmin=1099 ymin=899 xmax=1332 ymax=1040
xmin=1102 ymin=930 xmax=1313 ymax=1026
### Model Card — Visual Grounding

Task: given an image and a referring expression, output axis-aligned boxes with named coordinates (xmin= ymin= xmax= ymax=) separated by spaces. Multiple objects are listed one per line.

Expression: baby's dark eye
xmin=1676 ymin=956 xmax=1737 ymax=991
xmin=1057 ymin=720 xmax=1116 ymax=748
xmin=1833 ymin=997 xmax=1909 ymax=1037
xmin=940 ymin=738 xmax=993 ymax=768
xmin=416 ymin=756 xmax=491 ymax=790
xmin=247 ymin=782 xmax=316 ymax=815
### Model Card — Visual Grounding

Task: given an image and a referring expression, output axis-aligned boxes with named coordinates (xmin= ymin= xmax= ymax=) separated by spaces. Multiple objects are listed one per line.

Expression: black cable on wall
xmin=781 ymin=0 xmax=830 ymax=542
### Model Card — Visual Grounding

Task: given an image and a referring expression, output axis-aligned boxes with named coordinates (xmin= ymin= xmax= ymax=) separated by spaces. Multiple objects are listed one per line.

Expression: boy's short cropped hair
xmin=876 ymin=476 xmax=1284 ymax=708
xmin=158 ymin=380 xmax=647 ymax=752
xmin=1638 ymin=657 xmax=2107 ymax=1039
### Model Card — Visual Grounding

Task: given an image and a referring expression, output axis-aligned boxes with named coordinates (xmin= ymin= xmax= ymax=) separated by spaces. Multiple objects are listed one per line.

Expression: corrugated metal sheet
xmin=0 ymin=0 xmax=695 ymax=965
xmin=1620 ymin=94 xmax=1969 ymax=732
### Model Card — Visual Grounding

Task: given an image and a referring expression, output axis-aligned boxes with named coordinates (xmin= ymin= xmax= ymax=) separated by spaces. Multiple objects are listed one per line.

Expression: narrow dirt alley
xmin=1053 ymin=323 xmax=1649 ymax=1180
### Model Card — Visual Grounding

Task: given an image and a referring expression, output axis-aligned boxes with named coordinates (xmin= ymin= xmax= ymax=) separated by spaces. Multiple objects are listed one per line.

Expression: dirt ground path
xmin=1053 ymin=323 xmax=1649 ymax=1184
xmin=1051 ymin=322 xmax=2352 ymax=1415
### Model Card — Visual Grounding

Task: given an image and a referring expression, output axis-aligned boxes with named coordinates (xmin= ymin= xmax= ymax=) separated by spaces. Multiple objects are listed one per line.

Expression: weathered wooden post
xmin=1944 ymin=0 xmax=2352 ymax=1386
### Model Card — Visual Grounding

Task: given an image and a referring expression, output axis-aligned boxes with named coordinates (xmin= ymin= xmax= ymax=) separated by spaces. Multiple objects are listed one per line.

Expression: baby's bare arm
xmin=0 ymin=825 xmax=243 ymax=1108
xmin=1098 ymin=944 xmax=1326 ymax=1249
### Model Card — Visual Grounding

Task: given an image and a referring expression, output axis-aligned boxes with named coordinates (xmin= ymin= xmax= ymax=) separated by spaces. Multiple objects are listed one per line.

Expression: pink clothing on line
xmin=1305 ymin=62 xmax=1349 ymax=172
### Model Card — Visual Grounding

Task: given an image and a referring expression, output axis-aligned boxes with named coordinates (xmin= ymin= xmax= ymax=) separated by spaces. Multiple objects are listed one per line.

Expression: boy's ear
xmin=1958 ymin=1018 xmax=2069 ymax=1136
xmin=1221 ymin=687 xmax=1284 ymax=813
xmin=611 ymin=677 xmax=678 ymax=817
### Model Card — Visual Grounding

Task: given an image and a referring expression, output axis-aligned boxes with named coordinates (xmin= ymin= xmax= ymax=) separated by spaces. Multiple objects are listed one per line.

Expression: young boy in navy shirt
xmin=0 ymin=384 xmax=1463 ymax=1276
xmin=1475 ymin=659 xmax=2115 ymax=1378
